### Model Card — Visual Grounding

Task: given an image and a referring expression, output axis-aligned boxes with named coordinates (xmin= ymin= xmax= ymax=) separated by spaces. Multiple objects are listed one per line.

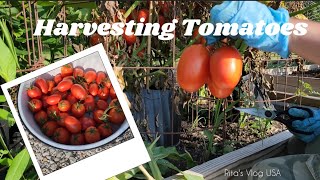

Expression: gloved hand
xmin=288 ymin=107 xmax=320 ymax=143
xmin=206 ymin=1 xmax=290 ymax=58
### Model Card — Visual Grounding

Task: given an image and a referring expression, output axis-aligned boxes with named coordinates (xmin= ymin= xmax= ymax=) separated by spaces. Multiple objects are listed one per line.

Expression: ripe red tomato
xmin=96 ymin=100 xmax=108 ymax=110
xmin=109 ymin=86 xmax=117 ymax=99
xmin=67 ymin=94 xmax=78 ymax=104
xmin=108 ymin=107 xmax=125 ymax=124
xmin=27 ymin=86 xmax=42 ymax=99
xmin=58 ymin=100 xmax=71 ymax=112
xmin=57 ymin=112 xmax=68 ymax=127
xmin=46 ymin=94 xmax=62 ymax=106
xmin=61 ymin=64 xmax=73 ymax=78
xmin=47 ymin=105 xmax=60 ymax=120
xmin=34 ymin=110 xmax=48 ymax=126
xmin=89 ymin=33 xmax=104 ymax=46
xmin=42 ymin=121 xmax=59 ymax=137
xmin=42 ymin=96 xmax=49 ymax=109
xmin=71 ymin=84 xmax=87 ymax=100
xmin=102 ymin=79 xmax=112 ymax=89
xmin=207 ymin=80 xmax=233 ymax=99
xmin=89 ymin=83 xmax=99 ymax=96
xmin=47 ymin=80 xmax=55 ymax=93
xmin=138 ymin=9 xmax=149 ymax=23
xmin=210 ymin=46 xmax=243 ymax=89
xmin=98 ymin=123 xmax=112 ymax=138
xmin=71 ymin=102 xmax=86 ymax=118
xmin=84 ymin=70 xmax=97 ymax=83
xmin=54 ymin=73 xmax=63 ymax=84
xmin=62 ymin=76 xmax=75 ymax=82
xmin=53 ymin=127 xmax=71 ymax=144
xmin=35 ymin=78 xmax=49 ymax=94
xmin=159 ymin=1 xmax=170 ymax=15
xmin=96 ymin=72 xmax=106 ymax=85
xmin=84 ymin=95 xmax=95 ymax=112
xmin=70 ymin=133 xmax=85 ymax=145
xmin=64 ymin=116 xmax=82 ymax=134
xmin=137 ymin=49 xmax=145 ymax=58
xmin=80 ymin=117 xmax=96 ymax=131
xmin=28 ymin=99 xmax=42 ymax=113
xmin=73 ymin=67 xmax=84 ymax=78
xmin=57 ymin=79 xmax=73 ymax=92
xmin=85 ymin=126 xmax=101 ymax=144
xmin=177 ymin=44 xmax=210 ymax=93
xmin=123 ymin=27 xmax=136 ymax=45
xmin=192 ymin=27 xmax=206 ymax=45
xmin=98 ymin=86 xmax=109 ymax=100
xmin=159 ymin=15 xmax=165 ymax=28
xmin=93 ymin=109 xmax=105 ymax=124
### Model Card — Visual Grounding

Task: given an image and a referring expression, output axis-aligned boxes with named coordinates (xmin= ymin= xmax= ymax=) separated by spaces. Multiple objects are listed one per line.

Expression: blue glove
xmin=288 ymin=107 xmax=320 ymax=143
xmin=206 ymin=1 xmax=290 ymax=58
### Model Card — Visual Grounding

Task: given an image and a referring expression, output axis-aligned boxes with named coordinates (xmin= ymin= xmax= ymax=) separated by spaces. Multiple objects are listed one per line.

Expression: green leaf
xmin=182 ymin=172 xmax=205 ymax=180
xmin=0 ymin=37 xmax=16 ymax=82
xmin=5 ymin=148 xmax=30 ymax=180
xmin=65 ymin=2 xmax=96 ymax=9
xmin=115 ymin=168 xmax=140 ymax=180
xmin=0 ymin=95 xmax=6 ymax=102
xmin=0 ymin=20 xmax=18 ymax=68
xmin=0 ymin=109 xmax=15 ymax=127
xmin=0 ymin=158 xmax=12 ymax=166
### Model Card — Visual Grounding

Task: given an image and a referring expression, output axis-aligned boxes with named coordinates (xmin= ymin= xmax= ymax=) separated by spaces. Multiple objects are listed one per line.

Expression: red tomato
xmin=109 ymin=86 xmax=117 ymax=99
xmin=80 ymin=117 xmax=96 ymax=131
xmin=62 ymin=76 xmax=75 ymax=81
xmin=34 ymin=110 xmax=48 ymax=126
xmin=108 ymin=107 xmax=125 ymax=125
xmin=42 ymin=121 xmax=59 ymax=137
xmin=96 ymin=100 xmax=108 ymax=110
xmin=67 ymin=94 xmax=78 ymax=104
xmin=89 ymin=83 xmax=99 ymax=96
xmin=35 ymin=78 xmax=49 ymax=94
xmin=93 ymin=110 xmax=105 ymax=124
xmin=177 ymin=44 xmax=210 ymax=93
xmin=73 ymin=67 xmax=84 ymax=78
xmin=207 ymin=80 xmax=233 ymax=99
xmin=123 ymin=27 xmax=136 ymax=45
xmin=89 ymin=33 xmax=104 ymax=46
xmin=54 ymin=73 xmax=63 ymax=84
xmin=96 ymin=72 xmax=106 ymax=84
xmin=47 ymin=80 xmax=55 ymax=93
xmin=210 ymin=46 xmax=243 ymax=89
xmin=58 ymin=100 xmax=71 ymax=112
xmin=53 ymin=127 xmax=71 ymax=144
xmin=71 ymin=102 xmax=86 ymax=118
xmin=138 ymin=9 xmax=149 ymax=23
xmin=84 ymin=95 xmax=95 ymax=112
xmin=102 ymin=79 xmax=112 ymax=89
xmin=57 ymin=79 xmax=73 ymax=92
xmin=192 ymin=27 xmax=206 ymax=45
xmin=98 ymin=86 xmax=109 ymax=100
xmin=159 ymin=1 xmax=170 ymax=15
xmin=71 ymin=84 xmax=87 ymax=100
xmin=61 ymin=64 xmax=73 ymax=78
xmin=159 ymin=15 xmax=165 ymax=28
xmin=57 ymin=112 xmax=68 ymax=127
xmin=46 ymin=94 xmax=62 ymax=105
xmin=137 ymin=49 xmax=145 ymax=58
xmin=47 ymin=105 xmax=60 ymax=120
xmin=64 ymin=116 xmax=82 ymax=134
xmin=70 ymin=133 xmax=85 ymax=145
xmin=42 ymin=96 xmax=49 ymax=109
xmin=98 ymin=123 xmax=113 ymax=138
xmin=28 ymin=99 xmax=42 ymax=113
xmin=85 ymin=126 xmax=101 ymax=144
xmin=27 ymin=86 xmax=42 ymax=99
xmin=84 ymin=70 xmax=97 ymax=83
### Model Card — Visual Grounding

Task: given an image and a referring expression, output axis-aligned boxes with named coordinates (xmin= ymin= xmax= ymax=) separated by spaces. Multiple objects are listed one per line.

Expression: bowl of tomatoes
xmin=18 ymin=54 xmax=129 ymax=151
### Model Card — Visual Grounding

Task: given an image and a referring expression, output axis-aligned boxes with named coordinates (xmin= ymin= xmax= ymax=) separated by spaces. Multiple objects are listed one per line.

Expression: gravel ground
xmin=25 ymin=126 xmax=133 ymax=175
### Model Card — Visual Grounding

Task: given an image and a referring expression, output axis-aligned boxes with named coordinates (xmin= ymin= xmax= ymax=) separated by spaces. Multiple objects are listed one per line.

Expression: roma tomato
xmin=35 ymin=78 xmax=49 ymax=94
xmin=89 ymin=33 xmax=103 ymax=46
xmin=67 ymin=94 xmax=78 ymax=104
xmin=71 ymin=84 xmax=87 ymax=100
xmin=108 ymin=107 xmax=125 ymax=125
xmin=80 ymin=117 xmax=96 ymax=131
xmin=84 ymin=70 xmax=97 ymax=83
xmin=96 ymin=72 xmax=106 ymax=84
xmin=98 ymin=86 xmax=109 ymax=100
xmin=34 ymin=110 xmax=48 ymax=126
xmin=70 ymin=133 xmax=85 ymax=145
xmin=57 ymin=112 xmax=68 ymax=127
xmin=85 ymin=126 xmax=101 ymax=144
xmin=123 ymin=27 xmax=136 ymax=45
xmin=84 ymin=95 xmax=95 ymax=112
xmin=109 ymin=86 xmax=117 ymax=99
xmin=47 ymin=105 xmax=60 ymax=120
xmin=93 ymin=109 xmax=105 ymax=124
xmin=61 ymin=64 xmax=73 ymax=77
xmin=71 ymin=102 xmax=86 ymax=118
xmin=27 ymin=86 xmax=42 ymax=99
xmin=64 ymin=116 xmax=82 ymax=134
xmin=210 ymin=46 xmax=243 ymax=89
xmin=177 ymin=44 xmax=210 ymax=93
xmin=47 ymin=80 xmax=55 ymax=92
xmin=53 ymin=127 xmax=70 ymax=144
xmin=57 ymin=79 xmax=73 ymax=92
xmin=73 ymin=67 xmax=84 ymax=78
xmin=58 ymin=100 xmax=71 ymax=112
xmin=192 ymin=27 xmax=206 ymax=45
xmin=102 ymin=79 xmax=112 ymax=89
xmin=42 ymin=96 xmax=49 ymax=108
xmin=96 ymin=100 xmax=108 ymax=110
xmin=46 ymin=94 xmax=62 ymax=105
xmin=98 ymin=123 xmax=112 ymax=138
xmin=89 ymin=83 xmax=99 ymax=96
xmin=54 ymin=73 xmax=63 ymax=84
xmin=138 ymin=9 xmax=149 ymax=23
xmin=207 ymin=80 xmax=233 ymax=99
xmin=62 ymin=76 xmax=75 ymax=81
xmin=42 ymin=121 xmax=59 ymax=137
xmin=28 ymin=99 xmax=42 ymax=113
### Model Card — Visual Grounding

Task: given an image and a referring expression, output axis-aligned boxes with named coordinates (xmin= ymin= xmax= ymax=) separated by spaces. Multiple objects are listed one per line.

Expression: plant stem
xmin=0 ymin=133 xmax=13 ymax=159
xmin=124 ymin=1 xmax=141 ymax=18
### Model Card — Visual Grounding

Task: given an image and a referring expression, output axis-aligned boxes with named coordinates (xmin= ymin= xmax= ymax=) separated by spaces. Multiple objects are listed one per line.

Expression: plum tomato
xmin=47 ymin=105 xmax=60 ymax=120
xmin=207 ymin=80 xmax=234 ymax=99
xmin=96 ymin=72 xmax=106 ymax=85
xmin=46 ymin=94 xmax=62 ymax=106
xmin=47 ymin=80 xmax=55 ymax=93
xmin=73 ymin=67 xmax=84 ymax=78
xmin=89 ymin=83 xmax=99 ymax=96
xmin=27 ymin=86 xmax=42 ymax=99
xmin=57 ymin=79 xmax=73 ymax=92
xmin=80 ymin=117 xmax=96 ymax=131
xmin=93 ymin=109 xmax=105 ymax=124
xmin=123 ymin=27 xmax=136 ymax=46
xmin=89 ymin=33 xmax=104 ymax=46
xmin=34 ymin=78 xmax=49 ymax=94
xmin=64 ymin=116 xmax=82 ymax=134
xmin=42 ymin=121 xmax=59 ymax=137
xmin=70 ymin=133 xmax=85 ymax=145
xmin=108 ymin=107 xmax=125 ymax=125
xmin=71 ymin=84 xmax=87 ymax=100
xmin=98 ymin=123 xmax=112 ymax=138
xmin=57 ymin=112 xmax=68 ymax=127
xmin=53 ymin=127 xmax=71 ymax=144
xmin=58 ymin=100 xmax=71 ymax=112
xmin=67 ymin=94 xmax=78 ymax=104
xmin=71 ymin=102 xmax=86 ymax=118
xmin=84 ymin=95 xmax=95 ymax=112
xmin=28 ymin=99 xmax=42 ymax=113
xmin=61 ymin=64 xmax=73 ymax=78
xmin=109 ymin=86 xmax=117 ymax=99
xmin=96 ymin=100 xmax=108 ymax=111
xmin=85 ymin=126 xmax=101 ymax=144
xmin=98 ymin=86 xmax=109 ymax=100
xmin=138 ymin=9 xmax=149 ymax=23
xmin=34 ymin=110 xmax=48 ymax=126
xmin=84 ymin=70 xmax=97 ymax=83
xmin=54 ymin=73 xmax=63 ymax=84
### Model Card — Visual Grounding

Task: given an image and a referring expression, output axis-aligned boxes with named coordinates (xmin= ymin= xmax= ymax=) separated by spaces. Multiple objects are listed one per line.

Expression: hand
xmin=288 ymin=107 xmax=320 ymax=143
xmin=206 ymin=1 xmax=290 ymax=58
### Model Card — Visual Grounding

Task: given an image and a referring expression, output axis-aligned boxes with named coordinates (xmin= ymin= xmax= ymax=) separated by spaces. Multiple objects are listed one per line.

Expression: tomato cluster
xmin=26 ymin=64 xmax=126 ymax=145
xmin=177 ymin=45 xmax=243 ymax=99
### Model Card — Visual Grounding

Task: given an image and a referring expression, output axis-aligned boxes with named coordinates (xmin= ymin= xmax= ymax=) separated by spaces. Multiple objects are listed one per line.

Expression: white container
xmin=17 ymin=52 xmax=129 ymax=151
